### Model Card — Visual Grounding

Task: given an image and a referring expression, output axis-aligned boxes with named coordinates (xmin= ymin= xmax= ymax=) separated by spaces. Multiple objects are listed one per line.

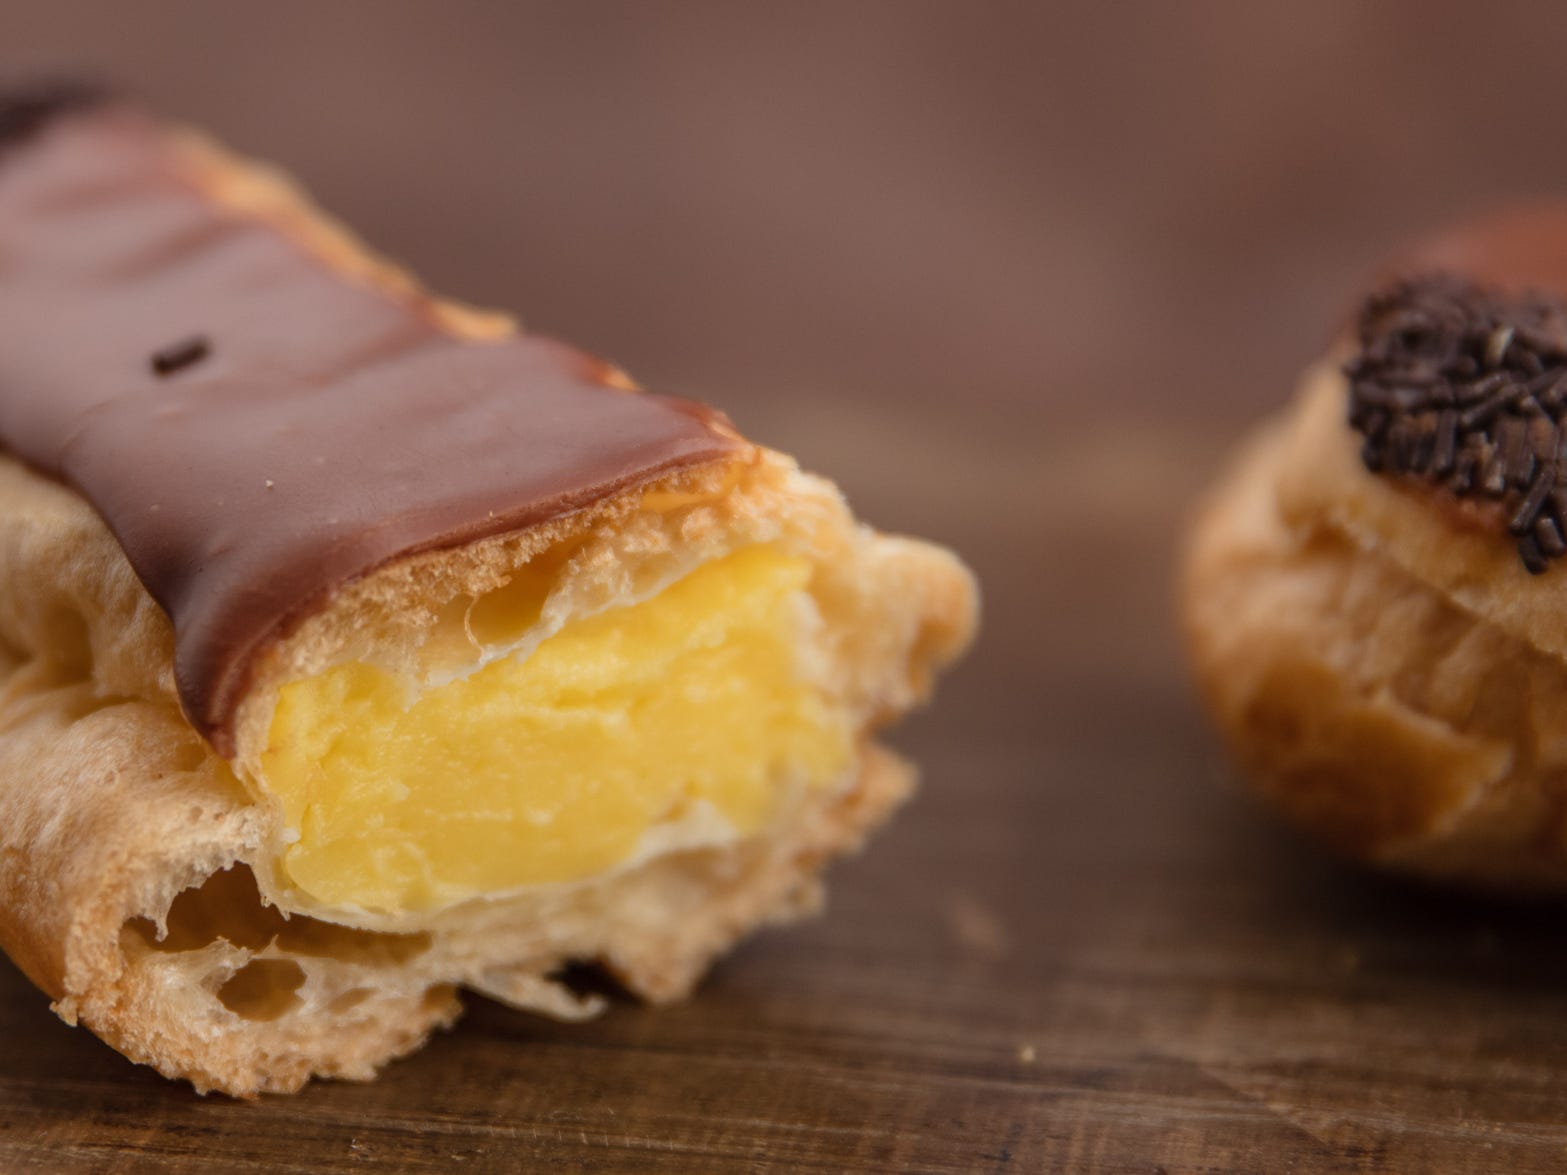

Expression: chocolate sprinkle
xmin=1347 ymin=274 xmax=1567 ymax=574
xmin=1538 ymin=514 xmax=1567 ymax=557
xmin=151 ymin=335 xmax=210 ymax=377
xmin=0 ymin=78 xmax=107 ymax=151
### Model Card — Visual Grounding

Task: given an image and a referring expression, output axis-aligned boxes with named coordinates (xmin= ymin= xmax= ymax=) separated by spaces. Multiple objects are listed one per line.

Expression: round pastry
xmin=1182 ymin=209 xmax=1567 ymax=890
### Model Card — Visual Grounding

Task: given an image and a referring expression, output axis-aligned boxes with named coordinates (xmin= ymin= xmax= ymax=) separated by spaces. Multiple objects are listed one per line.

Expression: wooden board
xmin=10 ymin=3 xmax=1567 ymax=1171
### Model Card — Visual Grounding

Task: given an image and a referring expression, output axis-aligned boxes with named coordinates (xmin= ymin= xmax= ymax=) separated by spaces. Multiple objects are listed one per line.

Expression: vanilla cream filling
xmin=258 ymin=546 xmax=853 ymax=914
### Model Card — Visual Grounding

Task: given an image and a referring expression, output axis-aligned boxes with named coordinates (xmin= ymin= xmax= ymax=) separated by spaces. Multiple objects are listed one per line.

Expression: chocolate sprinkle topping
xmin=150 ymin=335 xmax=210 ymax=377
xmin=1347 ymin=274 xmax=1567 ymax=573
xmin=0 ymin=78 xmax=107 ymax=150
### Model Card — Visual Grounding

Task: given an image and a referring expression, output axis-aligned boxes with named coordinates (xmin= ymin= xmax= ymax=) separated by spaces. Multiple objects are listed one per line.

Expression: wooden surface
xmin=12 ymin=3 xmax=1567 ymax=1171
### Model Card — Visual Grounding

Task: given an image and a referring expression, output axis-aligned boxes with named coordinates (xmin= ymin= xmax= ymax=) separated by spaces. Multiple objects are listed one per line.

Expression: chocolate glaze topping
xmin=0 ymin=101 xmax=742 ymax=755
xmin=1347 ymin=273 xmax=1567 ymax=574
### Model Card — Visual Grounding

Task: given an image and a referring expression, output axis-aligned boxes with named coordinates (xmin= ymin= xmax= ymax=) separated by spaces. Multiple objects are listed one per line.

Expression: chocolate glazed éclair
xmin=0 ymin=91 xmax=743 ymax=756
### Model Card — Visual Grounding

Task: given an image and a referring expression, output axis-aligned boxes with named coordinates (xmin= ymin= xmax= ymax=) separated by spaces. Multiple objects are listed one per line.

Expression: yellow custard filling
xmin=260 ymin=547 xmax=852 ymax=913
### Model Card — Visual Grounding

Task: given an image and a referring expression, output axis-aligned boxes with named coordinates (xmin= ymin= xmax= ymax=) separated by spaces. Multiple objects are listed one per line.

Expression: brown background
xmin=7 ymin=3 xmax=1567 ymax=1171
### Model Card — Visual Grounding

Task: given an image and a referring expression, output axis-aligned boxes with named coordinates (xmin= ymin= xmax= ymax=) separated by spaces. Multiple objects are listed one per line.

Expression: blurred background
xmin=17 ymin=3 xmax=1567 ymax=1168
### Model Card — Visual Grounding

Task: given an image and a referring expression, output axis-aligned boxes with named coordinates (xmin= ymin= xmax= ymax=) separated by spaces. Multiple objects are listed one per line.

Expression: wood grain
xmin=9 ymin=2 xmax=1567 ymax=1171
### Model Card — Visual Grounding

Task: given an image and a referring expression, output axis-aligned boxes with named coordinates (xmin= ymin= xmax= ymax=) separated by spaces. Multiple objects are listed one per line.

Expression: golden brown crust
xmin=0 ymin=127 xmax=978 ymax=1093
xmin=1183 ymin=363 xmax=1567 ymax=888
